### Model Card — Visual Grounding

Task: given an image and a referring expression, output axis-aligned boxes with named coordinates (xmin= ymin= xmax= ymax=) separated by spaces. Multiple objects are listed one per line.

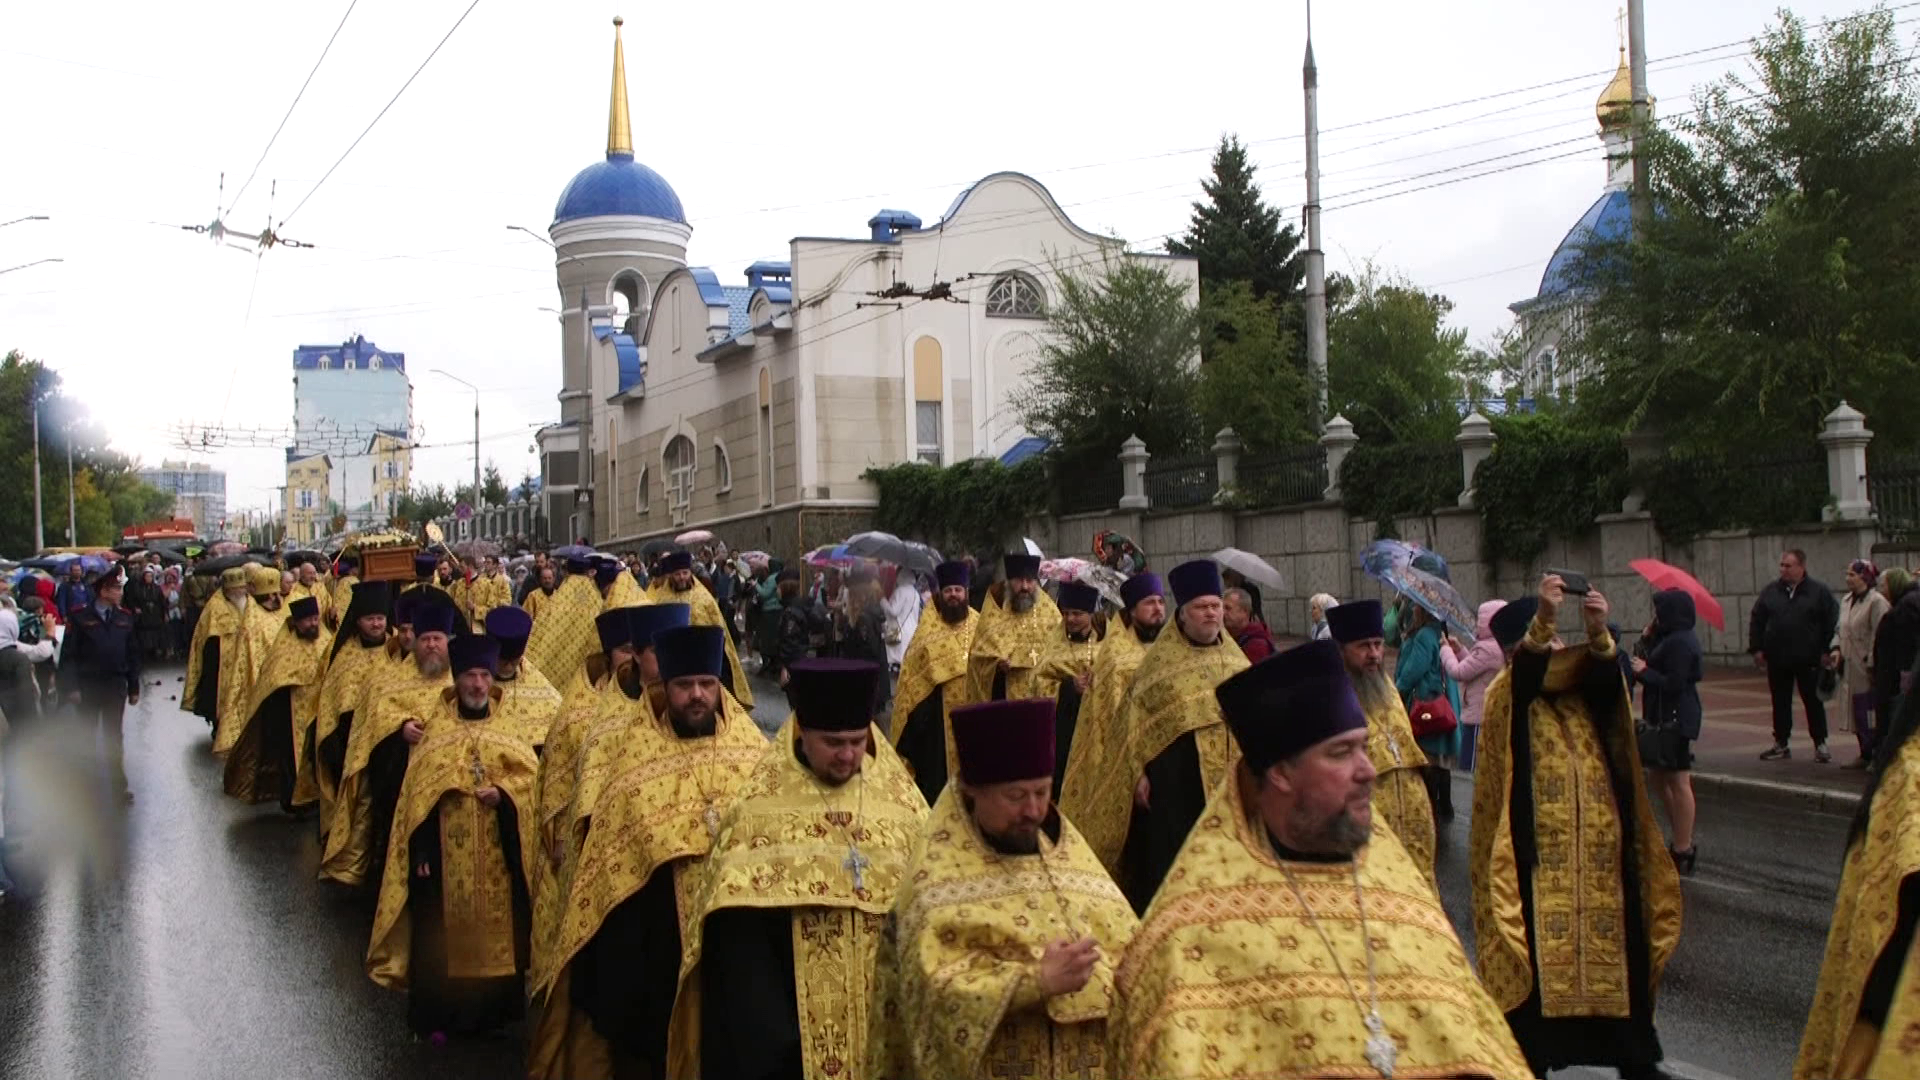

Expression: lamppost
xmin=433 ymin=369 xmax=482 ymax=524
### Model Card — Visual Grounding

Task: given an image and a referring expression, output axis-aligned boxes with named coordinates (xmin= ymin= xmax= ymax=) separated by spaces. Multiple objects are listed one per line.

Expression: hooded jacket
xmin=1637 ymin=589 xmax=1704 ymax=740
xmin=1440 ymin=600 xmax=1508 ymax=726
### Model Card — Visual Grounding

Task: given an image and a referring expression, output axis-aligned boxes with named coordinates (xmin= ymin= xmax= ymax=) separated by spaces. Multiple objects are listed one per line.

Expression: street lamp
xmin=506 ymin=224 xmax=555 ymax=249
xmin=432 ymin=368 xmax=482 ymax=516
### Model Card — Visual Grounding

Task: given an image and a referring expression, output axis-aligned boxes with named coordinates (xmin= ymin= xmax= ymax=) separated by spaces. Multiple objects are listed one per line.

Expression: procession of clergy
xmin=174 ymin=538 xmax=1920 ymax=1080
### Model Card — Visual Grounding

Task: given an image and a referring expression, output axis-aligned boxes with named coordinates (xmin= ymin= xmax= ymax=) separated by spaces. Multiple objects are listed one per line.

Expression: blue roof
xmin=553 ymin=152 xmax=686 ymax=226
xmin=593 ymin=324 xmax=644 ymax=393
xmin=999 ymin=436 xmax=1051 ymax=466
xmin=686 ymin=267 xmax=730 ymax=308
xmin=1537 ymin=189 xmax=1631 ymax=299
xmin=292 ymin=333 xmax=403 ymax=372
xmin=722 ymin=286 xmax=753 ymax=337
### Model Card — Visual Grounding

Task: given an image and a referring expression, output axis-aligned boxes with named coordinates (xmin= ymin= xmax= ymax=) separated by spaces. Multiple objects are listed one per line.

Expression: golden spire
xmin=1596 ymin=11 xmax=1635 ymax=130
xmin=607 ymin=15 xmax=633 ymax=157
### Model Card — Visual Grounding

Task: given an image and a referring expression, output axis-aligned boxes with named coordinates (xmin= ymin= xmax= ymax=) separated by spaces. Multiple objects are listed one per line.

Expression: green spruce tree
xmin=1168 ymin=134 xmax=1302 ymax=304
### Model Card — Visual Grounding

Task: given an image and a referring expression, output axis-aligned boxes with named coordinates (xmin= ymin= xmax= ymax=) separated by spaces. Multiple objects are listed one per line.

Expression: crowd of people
xmin=4 ymin=532 xmax=1920 ymax=1079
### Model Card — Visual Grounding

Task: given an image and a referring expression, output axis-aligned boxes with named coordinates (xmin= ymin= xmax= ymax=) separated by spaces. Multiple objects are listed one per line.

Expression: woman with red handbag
xmin=1395 ymin=603 xmax=1463 ymax=823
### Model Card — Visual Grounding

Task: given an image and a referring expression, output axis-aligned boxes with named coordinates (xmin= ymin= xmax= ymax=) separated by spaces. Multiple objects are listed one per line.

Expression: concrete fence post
xmin=1455 ymin=411 xmax=1496 ymax=508
xmin=1118 ymin=435 xmax=1152 ymax=511
xmin=1320 ymin=414 xmax=1359 ymax=502
xmin=1820 ymin=401 xmax=1874 ymax=522
xmin=1212 ymin=427 xmax=1242 ymax=503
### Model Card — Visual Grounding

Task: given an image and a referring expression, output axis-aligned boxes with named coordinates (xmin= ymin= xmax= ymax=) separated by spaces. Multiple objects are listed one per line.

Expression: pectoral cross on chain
xmin=843 ymin=845 xmax=871 ymax=891
xmin=1387 ymin=732 xmax=1403 ymax=767
xmin=703 ymin=802 xmax=721 ymax=841
xmin=1364 ymin=1011 xmax=1397 ymax=1077
xmin=469 ymin=746 xmax=487 ymax=786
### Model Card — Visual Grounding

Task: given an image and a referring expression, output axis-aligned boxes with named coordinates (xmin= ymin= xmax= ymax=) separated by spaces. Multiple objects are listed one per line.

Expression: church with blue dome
xmin=1509 ymin=43 xmax=1647 ymax=399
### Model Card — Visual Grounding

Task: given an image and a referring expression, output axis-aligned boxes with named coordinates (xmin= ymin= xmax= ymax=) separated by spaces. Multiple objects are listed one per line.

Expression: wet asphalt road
xmin=0 ymin=664 xmax=1845 ymax=1080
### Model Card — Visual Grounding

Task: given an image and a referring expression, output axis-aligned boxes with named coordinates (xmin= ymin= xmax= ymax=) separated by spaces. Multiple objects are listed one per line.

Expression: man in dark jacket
xmin=1750 ymin=549 xmax=1841 ymax=763
xmin=60 ymin=575 xmax=142 ymax=803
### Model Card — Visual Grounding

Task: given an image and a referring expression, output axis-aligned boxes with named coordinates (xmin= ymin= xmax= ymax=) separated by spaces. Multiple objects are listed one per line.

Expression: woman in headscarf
xmin=1834 ymin=560 xmax=1891 ymax=769
xmin=1632 ymin=589 xmax=1704 ymax=874
xmin=1308 ymin=593 xmax=1338 ymax=640
xmin=1442 ymin=599 xmax=1508 ymax=773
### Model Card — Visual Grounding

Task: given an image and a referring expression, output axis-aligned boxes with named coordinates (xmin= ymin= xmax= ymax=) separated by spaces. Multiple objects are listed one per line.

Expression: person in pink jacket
xmin=1442 ymin=599 xmax=1509 ymax=773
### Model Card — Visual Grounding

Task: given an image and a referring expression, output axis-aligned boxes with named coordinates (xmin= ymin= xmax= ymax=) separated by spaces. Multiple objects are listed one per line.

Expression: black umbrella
xmin=639 ymin=538 xmax=677 ymax=559
xmin=192 ymin=553 xmax=271 ymax=577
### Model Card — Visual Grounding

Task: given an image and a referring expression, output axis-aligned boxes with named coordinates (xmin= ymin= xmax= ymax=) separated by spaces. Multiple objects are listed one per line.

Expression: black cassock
xmin=896 ymin=686 xmax=948 ymax=806
xmin=1121 ymin=731 xmax=1208 ymax=914
xmin=1503 ymin=644 xmax=1665 ymax=1076
xmin=571 ymin=858 xmax=683 ymax=1078
xmin=699 ymin=906 xmax=804 ymax=1080
xmin=191 ymin=638 xmax=220 ymax=726
xmin=248 ymin=687 xmax=298 ymax=811
xmin=405 ymin=793 xmax=531 ymax=1036
xmin=366 ymin=732 xmax=411 ymax=892
xmin=1051 ymin=660 xmax=1089 ymax=803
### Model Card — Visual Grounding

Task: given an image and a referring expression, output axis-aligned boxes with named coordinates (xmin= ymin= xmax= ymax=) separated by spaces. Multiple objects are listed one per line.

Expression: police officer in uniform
xmin=61 ymin=573 xmax=142 ymax=804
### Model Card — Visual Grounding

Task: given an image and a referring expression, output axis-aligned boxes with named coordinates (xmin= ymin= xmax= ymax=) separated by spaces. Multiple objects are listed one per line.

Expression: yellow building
xmin=285 ymin=451 xmax=333 ymax=545
xmin=368 ymin=430 xmax=412 ymax=528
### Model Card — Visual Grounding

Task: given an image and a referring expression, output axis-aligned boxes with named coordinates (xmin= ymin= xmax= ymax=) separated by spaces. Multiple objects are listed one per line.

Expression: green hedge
xmin=1340 ymin=442 xmax=1463 ymax=532
xmin=863 ymin=457 xmax=1050 ymax=557
xmin=1473 ymin=415 xmax=1629 ymax=564
xmin=1634 ymin=449 xmax=1829 ymax=545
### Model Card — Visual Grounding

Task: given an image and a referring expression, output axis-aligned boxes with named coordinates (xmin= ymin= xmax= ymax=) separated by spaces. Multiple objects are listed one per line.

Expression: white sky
xmin=0 ymin=0 xmax=1888 ymax=518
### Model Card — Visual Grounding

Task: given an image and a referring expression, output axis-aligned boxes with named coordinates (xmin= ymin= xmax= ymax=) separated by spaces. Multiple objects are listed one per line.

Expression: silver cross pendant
xmin=1364 ymin=1011 xmax=1396 ymax=1077
xmin=843 ymin=845 xmax=870 ymax=891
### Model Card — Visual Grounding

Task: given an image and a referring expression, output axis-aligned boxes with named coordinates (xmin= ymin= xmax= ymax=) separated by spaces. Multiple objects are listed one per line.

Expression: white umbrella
xmin=675 ymin=529 xmax=716 ymax=546
xmin=1022 ymin=537 xmax=1044 ymax=557
xmin=1212 ymin=547 xmax=1285 ymax=591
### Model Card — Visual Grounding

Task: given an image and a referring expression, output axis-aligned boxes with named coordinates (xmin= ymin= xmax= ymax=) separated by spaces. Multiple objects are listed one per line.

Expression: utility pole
xmin=65 ymin=423 xmax=76 ymax=544
xmin=1302 ymin=1 xmax=1329 ymax=421
xmin=433 ymin=368 xmax=483 ymax=513
xmin=30 ymin=396 xmax=43 ymax=551
xmin=1627 ymin=0 xmax=1652 ymax=233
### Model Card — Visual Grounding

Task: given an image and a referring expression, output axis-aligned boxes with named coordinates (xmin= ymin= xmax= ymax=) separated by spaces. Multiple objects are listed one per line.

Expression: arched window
xmin=611 ymin=271 xmax=647 ymax=340
xmin=317 ymin=355 xmax=333 ymax=370
xmin=985 ymin=272 xmax=1045 ymax=318
xmin=713 ymin=440 xmax=733 ymax=495
xmin=664 ymin=435 xmax=696 ymax=524
xmin=369 ymin=354 xmax=383 ymax=369
xmin=343 ymin=356 xmax=358 ymax=370
xmin=636 ymin=466 xmax=650 ymax=515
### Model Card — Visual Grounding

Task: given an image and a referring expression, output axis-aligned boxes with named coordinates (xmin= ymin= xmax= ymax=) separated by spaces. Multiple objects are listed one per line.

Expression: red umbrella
xmin=1628 ymin=558 xmax=1726 ymax=631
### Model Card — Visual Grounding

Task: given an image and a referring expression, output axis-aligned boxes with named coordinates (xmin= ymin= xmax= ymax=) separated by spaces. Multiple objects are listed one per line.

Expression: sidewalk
xmin=1690 ymin=664 xmax=1867 ymax=812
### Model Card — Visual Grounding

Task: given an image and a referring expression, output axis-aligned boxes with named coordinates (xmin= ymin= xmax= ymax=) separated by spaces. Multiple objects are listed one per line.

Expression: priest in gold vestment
xmin=1074 ymin=560 xmax=1248 ymax=911
xmin=524 ymin=554 xmax=608 ymax=693
xmin=223 ymin=595 xmax=330 ymax=810
xmin=964 ymin=553 xmax=1064 ymax=704
xmin=668 ymin=659 xmax=928 ymax=1080
xmin=1328 ymin=598 xmax=1438 ymax=886
xmin=647 ymin=550 xmax=753 ymax=708
xmin=184 ymin=567 xmax=258 ymax=749
xmin=214 ymin=565 xmax=291 ymax=756
xmin=288 ymin=560 xmax=334 ymax=629
xmin=868 ymin=697 xmax=1137 ymax=1080
xmin=313 ymin=581 xmax=395 ymax=838
xmin=1798 ymin=693 xmax=1920 ymax=1078
xmin=482 ymin=606 xmax=562 ymax=751
xmin=889 ymin=560 xmax=978 ymax=804
xmin=599 ymin=555 xmax=650 ymax=611
xmin=564 ymin=604 xmax=696 ymax=857
xmin=528 ymin=625 xmax=765 ymax=1080
xmin=326 ymin=555 xmax=359 ymax=630
xmin=1110 ymin=639 xmax=1532 ymax=1080
xmin=320 ymin=597 xmax=457 ymax=888
xmin=1470 ymin=577 xmax=1683 ymax=1080
xmin=466 ymin=557 xmax=513 ymax=633
xmin=1033 ymin=580 xmax=1103 ymax=801
xmin=1059 ymin=572 xmax=1164 ymax=826
xmin=366 ymin=634 xmax=540 ymax=1039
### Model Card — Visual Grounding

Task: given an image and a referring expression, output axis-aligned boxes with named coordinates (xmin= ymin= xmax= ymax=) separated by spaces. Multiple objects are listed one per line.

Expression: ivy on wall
xmin=1473 ymin=414 xmax=1629 ymax=564
xmin=863 ymin=458 xmax=1050 ymax=558
xmin=1339 ymin=442 xmax=1462 ymax=533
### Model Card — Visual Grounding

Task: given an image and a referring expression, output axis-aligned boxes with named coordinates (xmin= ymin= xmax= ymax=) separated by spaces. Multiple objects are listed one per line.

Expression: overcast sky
xmin=0 ymin=0 xmax=1890 ymax=518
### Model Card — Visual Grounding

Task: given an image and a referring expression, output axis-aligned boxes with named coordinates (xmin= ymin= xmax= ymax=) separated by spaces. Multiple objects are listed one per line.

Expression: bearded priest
xmin=367 ymin=633 xmax=540 ymax=1041
xmin=313 ymin=581 xmax=394 ymax=837
xmin=185 ymin=567 xmax=256 ymax=744
xmin=1058 ymin=573 xmax=1165 ymax=836
xmin=1471 ymin=575 xmax=1683 ymax=1080
xmin=1329 ymin=598 xmax=1437 ymax=886
xmin=523 ymin=554 xmax=607 ymax=692
xmin=889 ymin=560 xmax=978 ymax=804
xmin=223 ymin=595 xmax=331 ymax=810
xmin=668 ymin=658 xmax=928 ymax=1080
xmin=1109 ymin=639 xmax=1531 ymax=1079
xmin=1034 ymin=580 xmax=1104 ymax=801
xmin=531 ymin=625 xmax=765 ymax=1080
xmin=1074 ymin=560 xmax=1248 ymax=911
xmin=868 ymin=697 xmax=1136 ymax=1080
xmin=964 ymin=553 xmax=1063 ymax=704
xmin=647 ymin=550 xmax=753 ymax=708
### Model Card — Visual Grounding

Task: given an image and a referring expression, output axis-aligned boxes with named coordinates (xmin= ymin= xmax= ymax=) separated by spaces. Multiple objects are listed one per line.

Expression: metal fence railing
xmin=1236 ymin=444 xmax=1329 ymax=508
xmin=1871 ymin=452 xmax=1920 ymax=543
xmin=1056 ymin=466 xmax=1124 ymax=516
xmin=1143 ymin=454 xmax=1219 ymax=510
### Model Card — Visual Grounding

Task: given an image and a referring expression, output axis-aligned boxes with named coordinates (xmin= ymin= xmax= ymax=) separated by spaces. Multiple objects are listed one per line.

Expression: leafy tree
xmin=1196 ymin=282 xmax=1315 ymax=449
xmin=1573 ymin=8 xmax=1920 ymax=450
xmin=1326 ymin=264 xmax=1470 ymax=444
xmin=1168 ymin=135 xmax=1302 ymax=304
xmin=481 ymin=461 xmax=509 ymax=506
xmin=1457 ymin=325 xmax=1530 ymax=412
xmin=516 ymin=470 xmax=539 ymax=502
xmin=1013 ymin=255 xmax=1205 ymax=464
xmin=394 ymin=483 xmax=454 ymax=528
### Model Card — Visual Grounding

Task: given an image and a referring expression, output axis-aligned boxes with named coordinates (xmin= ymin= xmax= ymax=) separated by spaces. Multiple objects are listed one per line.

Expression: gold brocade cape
xmin=184 ymin=593 xmax=244 ymax=719
xmin=531 ymin=700 xmax=768 ymax=998
xmin=523 ymin=577 xmax=606 ymax=693
xmin=212 ymin=601 xmax=284 ymax=755
xmin=606 ymin=571 xmax=649 ymax=611
xmin=665 ymin=718 xmax=930 ymax=1080
xmin=328 ymin=575 xmax=359 ymax=627
xmin=1109 ymin=770 xmax=1532 ymax=1079
xmin=647 ymin=578 xmax=754 ymax=709
xmin=466 ymin=572 xmax=512 ymax=632
xmin=1469 ymin=625 xmax=1683 ymax=1018
xmin=1798 ymin=736 xmax=1920 ymax=1079
xmin=527 ymin=660 xmax=615 ymax=1026
xmin=366 ymin=689 xmax=541 ymax=990
xmin=494 ymin=659 xmax=563 ymax=749
xmin=319 ymin=651 xmax=452 ymax=886
xmin=223 ymin=623 xmax=332 ymax=805
xmin=964 ymin=591 xmax=1065 ymax=703
xmin=888 ymin=606 xmax=978 ymax=771
xmin=867 ymin=790 xmax=1138 ymax=1080
xmin=1364 ymin=689 xmax=1437 ymax=887
xmin=288 ymin=581 xmax=333 ymax=627
xmin=1075 ymin=629 xmax=1249 ymax=876
xmin=312 ymin=635 xmax=391 ymax=828
xmin=1058 ymin=629 xmax=1149 ymax=834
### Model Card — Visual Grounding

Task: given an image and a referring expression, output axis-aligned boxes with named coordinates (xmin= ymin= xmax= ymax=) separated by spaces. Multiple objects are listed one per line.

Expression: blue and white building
xmin=290 ymin=333 xmax=411 ymax=530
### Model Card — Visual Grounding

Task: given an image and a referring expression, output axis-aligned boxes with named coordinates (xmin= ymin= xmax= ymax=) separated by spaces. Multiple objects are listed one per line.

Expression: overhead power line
xmin=226 ymin=0 xmax=360 ymax=216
